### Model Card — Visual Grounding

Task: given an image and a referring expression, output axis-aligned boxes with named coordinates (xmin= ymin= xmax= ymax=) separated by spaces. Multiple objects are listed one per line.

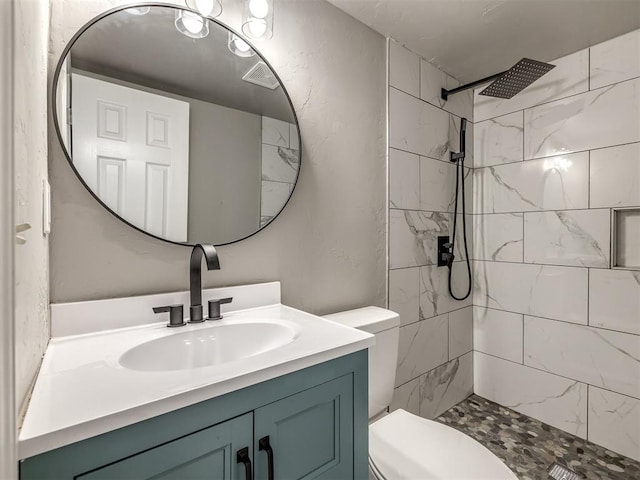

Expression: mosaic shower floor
xmin=435 ymin=395 xmax=640 ymax=480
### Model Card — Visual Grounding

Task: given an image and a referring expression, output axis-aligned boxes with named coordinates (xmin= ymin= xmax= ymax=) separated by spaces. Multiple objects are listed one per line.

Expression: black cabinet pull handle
xmin=236 ymin=447 xmax=252 ymax=480
xmin=258 ymin=436 xmax=274 ymax=480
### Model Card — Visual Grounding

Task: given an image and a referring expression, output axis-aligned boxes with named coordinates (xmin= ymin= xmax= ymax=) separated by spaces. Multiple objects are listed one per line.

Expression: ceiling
xmin=68 ymin=5 xmax=295 ymax=122
xmin=327 ymin=0 xmax=640 ymax=83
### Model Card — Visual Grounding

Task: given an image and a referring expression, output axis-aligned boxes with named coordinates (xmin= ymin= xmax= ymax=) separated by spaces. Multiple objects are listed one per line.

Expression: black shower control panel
xmin=438 ymin=235 xmax=453 ymax=267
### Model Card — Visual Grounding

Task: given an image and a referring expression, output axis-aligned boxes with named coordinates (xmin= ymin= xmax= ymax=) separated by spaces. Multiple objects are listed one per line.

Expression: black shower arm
xmin=441 ymin=70 xmax=506 ymax=101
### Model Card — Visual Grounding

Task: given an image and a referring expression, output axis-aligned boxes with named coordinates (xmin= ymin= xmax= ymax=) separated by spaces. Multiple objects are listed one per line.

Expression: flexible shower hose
xmin=448 ymin=143 xmax=472 ymax=301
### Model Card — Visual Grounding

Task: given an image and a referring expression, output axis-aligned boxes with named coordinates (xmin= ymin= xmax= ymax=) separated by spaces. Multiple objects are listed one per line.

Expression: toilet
xmin=324 ymin=307 xmax=517 ymax=480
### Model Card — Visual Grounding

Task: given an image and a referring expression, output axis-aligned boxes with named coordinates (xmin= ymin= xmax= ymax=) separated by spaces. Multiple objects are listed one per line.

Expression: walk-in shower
xmin=441 ymin=58 xmax=556 ymax=300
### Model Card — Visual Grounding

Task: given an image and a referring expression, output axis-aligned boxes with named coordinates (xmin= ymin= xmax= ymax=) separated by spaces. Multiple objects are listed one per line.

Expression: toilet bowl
xmin=324 ymin=307 xmax=517 ymax=480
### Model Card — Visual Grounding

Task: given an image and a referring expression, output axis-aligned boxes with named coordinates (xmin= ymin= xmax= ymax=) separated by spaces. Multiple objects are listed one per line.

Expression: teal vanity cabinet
xmin=20 ymin=350 xmax=368 ymax=480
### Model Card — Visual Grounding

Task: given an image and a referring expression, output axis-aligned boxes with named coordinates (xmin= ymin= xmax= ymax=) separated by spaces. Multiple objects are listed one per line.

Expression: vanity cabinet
xmin=20 ymin=350 xmax=367 ymax=480
xmin=79 ymin=413 xmax=253 ymax=480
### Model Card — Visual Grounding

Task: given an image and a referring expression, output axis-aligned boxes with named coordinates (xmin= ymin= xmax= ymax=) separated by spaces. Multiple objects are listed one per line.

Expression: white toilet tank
xmin=324 ymin=307 xmax=399 ymax=420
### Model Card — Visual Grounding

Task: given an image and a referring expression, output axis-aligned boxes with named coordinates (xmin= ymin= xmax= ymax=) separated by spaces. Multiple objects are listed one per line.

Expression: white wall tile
xmin=389 ymin=40 xmax=420 ymax=97
xmin=396 ymin=313 xmax=449 ymax=386
xmin=589 ymin=269 xmax=640 ymax=335
xmin=389 ymin=87 xmax=450 ymax=159
xmin=473 ymin=213 xmax=523 ymax=262
xmin=390 ymin=148 xmax=420 ymax=209
xmin=590 ymin=142 xmax=640 ymax=208
xmin=474 ymin=152 xmax=589 ymax=214
xmin=452 ymin=214 xmax=473 ymax=263
xmin=389 ymin=209 xmax=449 ymax=268
xmin=389 ymin=267 xmax=420 ymax=327
xmin=419 ymin=352 xmax=473 ymax=419
xmin=524 ymin=316 xmax=640 ymax=399
xmin=390 ymin=376 xmax=421 ymax=415
xmin=260 ymin=181 xmax=290 ymax=217
xmin=474 ymin=352 xmax=588 ymax=438
xmin=419 ymin=156 xmax=455 ymax=212
xmin=524 ymin=77 xmax=640 ymax=160
xmin=474 ymin=112 xmax=524 ymax=167
xmin=420 ymin=59 xmax=473 ymax=120
xmin=262 ymin=116 xmax=289 ymax=147
xmin=473 ymin=306 xmax=523 ymax=363
xmin=289 ymin=123 xmax=299 ymax=150
xmin=420 ymin=263 xmax=472 ymax=320
xmin=261 ymin=144 xmax=298 ymax=183
xmin=615 ymin=209 xmax=640 ymax=268
xmin=590 ymin=29 xmax=640 ymax=90
xmin=474 ymin=50 xmax=589 ymax=122
xmin=473 ymin=261 xmax=588 ymax=324
xmin=449 ymin=306 xmax=473 ymax=359
xmin=588 ymin=386 xmax=640 ymax=462
xmin=523 ymin=209 xmax=610 ymax=268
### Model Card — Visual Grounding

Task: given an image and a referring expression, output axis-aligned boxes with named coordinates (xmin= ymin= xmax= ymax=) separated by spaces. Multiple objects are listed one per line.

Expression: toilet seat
xmin=369 ymin=409 xmax=518 ymax=479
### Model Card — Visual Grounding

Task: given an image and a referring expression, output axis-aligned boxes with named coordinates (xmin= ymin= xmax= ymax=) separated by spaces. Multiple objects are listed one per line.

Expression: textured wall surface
xmin=386 ymin=39 xmax=475 ymax=420
xmin=14 ymin=0 xmax=50 ymax=418
xmin=472 ymin=29 xmax=640 ymax=461
xmin=48 ymin=0 xmax=387 ymax=316
xmin=1 ymin=1 xmax=16 ymax=476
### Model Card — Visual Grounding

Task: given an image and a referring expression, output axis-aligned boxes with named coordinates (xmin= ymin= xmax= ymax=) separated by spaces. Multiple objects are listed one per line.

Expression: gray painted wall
xmin=14 ymin=0 xmax=50 ymax=420
xmin=1 ymin=1 xmax=16 ymax=476
xmin=186 ymin=99 xmax=261 ymax=244
xmin=49 ymin=0 xmax=387 ymax=316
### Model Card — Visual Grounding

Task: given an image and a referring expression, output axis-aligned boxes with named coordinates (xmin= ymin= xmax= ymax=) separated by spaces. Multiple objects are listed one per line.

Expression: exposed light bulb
xmin=194 ymin=0 xmax=214 ymax=16
xmin=234 ymin=37 xmax=251 ymax=53
xmin=182 ymin=11 xmax=205 ymax=34
xmin=249 ymin=0 xmax=269 ymax=18
xmin=248 ymin=18 xmax=267 ymax=38
xmin=175 ymin=10 xmax=209 ymax=38
xmin=228 ymin=32 xmax=255 ymax=57
xmin=125 ymin=6 xmax=150 ymax=15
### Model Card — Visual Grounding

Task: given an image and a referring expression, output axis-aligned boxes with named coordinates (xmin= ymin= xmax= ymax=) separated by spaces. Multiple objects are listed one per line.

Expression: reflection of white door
xmin=71 ymin=73 xmax=190 ymax=242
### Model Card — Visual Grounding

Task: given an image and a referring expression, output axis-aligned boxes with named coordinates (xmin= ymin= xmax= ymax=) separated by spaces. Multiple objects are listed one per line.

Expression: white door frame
xmin=0 ymin=0 xmax=17 ymax=478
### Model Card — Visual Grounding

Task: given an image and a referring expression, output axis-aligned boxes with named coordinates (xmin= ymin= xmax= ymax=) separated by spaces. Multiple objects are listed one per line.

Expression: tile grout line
xmin=472 ymin=303 xmax=639 ymax=337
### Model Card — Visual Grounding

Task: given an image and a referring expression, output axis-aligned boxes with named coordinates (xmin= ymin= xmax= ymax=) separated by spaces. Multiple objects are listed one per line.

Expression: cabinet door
xmin=78 ymin=413 xmax=253 ymax=480
xmin=254 ymin=374 xmax=354 ymax=480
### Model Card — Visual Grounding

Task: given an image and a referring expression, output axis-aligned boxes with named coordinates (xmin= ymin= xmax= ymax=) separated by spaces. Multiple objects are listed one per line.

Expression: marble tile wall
xmin=388 ymin=38 xmax=475 ymax=419
xmin=472 ymin=29 xmax=640 ymax=462
xmin=260 ymin=116 xmax=299 ymax=226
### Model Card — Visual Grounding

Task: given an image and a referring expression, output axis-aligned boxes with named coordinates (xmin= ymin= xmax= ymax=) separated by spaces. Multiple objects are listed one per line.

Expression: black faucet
xmin=189 ymin=244 xmax=220 ymax=323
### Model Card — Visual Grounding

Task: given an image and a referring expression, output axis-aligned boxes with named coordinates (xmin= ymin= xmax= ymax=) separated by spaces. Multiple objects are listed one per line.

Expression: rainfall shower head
xmin=441 ymin=58 xmax=555 ymax=101
xmin=479 ymin=58 xmax=555 ymax=99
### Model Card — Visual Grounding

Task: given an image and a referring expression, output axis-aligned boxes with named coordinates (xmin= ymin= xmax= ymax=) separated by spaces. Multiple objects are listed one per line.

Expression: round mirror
xmin=53 ymin=3 xmax=301 ymax=246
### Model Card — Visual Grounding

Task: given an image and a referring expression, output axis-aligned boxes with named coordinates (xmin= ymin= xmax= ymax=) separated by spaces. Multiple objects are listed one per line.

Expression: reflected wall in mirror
xmin=53 ymin=3 xmax=300 ymax=246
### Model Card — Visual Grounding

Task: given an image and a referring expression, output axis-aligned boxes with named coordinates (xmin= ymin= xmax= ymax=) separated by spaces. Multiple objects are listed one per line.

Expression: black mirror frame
xmin=51 ymin=2 xmax=302 ymax=247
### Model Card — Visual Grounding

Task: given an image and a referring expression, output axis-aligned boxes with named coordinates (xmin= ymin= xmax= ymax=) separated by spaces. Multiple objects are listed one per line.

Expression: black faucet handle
xmin=207 ymin=297 xmax=233 ymax=320
xmin=153 ymin=304 xmax=185 ymax=328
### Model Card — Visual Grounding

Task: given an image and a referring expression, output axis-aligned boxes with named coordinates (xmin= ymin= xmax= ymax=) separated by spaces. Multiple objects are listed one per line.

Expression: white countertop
xmin=19 ymin=284 xmax=373 ymax=460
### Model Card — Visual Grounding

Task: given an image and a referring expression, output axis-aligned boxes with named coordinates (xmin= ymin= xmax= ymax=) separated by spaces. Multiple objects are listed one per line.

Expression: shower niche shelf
xmin=612 ymin=208 xmax=640 ymax=270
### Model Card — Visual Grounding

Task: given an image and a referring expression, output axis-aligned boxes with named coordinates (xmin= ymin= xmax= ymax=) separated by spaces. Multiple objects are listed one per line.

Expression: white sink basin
xmin=119 ymin=320 xmax=297 ymax=371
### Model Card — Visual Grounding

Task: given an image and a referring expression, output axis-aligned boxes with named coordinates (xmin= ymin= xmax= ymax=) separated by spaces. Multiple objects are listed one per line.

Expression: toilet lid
xmin=369 ymin=409 xmax=518 ymax=480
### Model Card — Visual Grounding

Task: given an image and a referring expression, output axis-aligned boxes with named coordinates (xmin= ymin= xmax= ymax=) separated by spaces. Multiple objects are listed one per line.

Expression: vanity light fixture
xmin=185 ymin=0 xmax=222 ymax=18
xmin=124 ymin=6 xmax=150 ymax=15
xmin=175 ymin=9 xmax=210 ymax=39
xmin=228 ymin=32 xmax=256 ymax=58
xmin=241 ymin=0 xmax=273 ymax=40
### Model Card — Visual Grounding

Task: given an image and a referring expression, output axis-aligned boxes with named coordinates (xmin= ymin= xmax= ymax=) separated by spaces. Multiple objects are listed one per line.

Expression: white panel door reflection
xmin=72 ymin=73 xmax=189 ymax=242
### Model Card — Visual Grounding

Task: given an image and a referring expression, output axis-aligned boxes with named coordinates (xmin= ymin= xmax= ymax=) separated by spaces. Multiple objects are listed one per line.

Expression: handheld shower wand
xmin=448 ymin=117 xmax=472 ymax=301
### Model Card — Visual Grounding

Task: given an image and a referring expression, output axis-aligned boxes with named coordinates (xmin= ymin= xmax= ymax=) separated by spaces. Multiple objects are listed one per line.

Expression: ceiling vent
xmin=242 ymin=61 xmax=280 ymax=90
